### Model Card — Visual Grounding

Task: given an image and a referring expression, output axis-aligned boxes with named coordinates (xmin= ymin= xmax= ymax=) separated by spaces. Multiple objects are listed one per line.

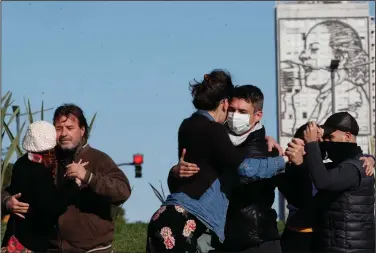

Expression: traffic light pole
xmin=117 ymin=154 xmax=143 ymax=178
xmin=117 ymin=162 xmax=142 ymax=178
xmin=117 ymin=162 xmax=134 ymax=167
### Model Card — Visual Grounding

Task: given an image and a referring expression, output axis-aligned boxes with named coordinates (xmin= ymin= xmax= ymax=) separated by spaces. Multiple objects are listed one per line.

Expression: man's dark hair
xmin=232 ymin=85 xmax=264 ymax=112
xmin=294 ymin=122 xmax=309 ymax=139
xmin=53 ymin=104 xmax=89 ymax=141
xmin=189 ymin=69 xmax=234 ymax=111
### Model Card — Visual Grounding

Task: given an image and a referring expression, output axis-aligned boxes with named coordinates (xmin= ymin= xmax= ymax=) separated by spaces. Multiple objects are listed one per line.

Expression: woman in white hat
xmin=2 ymin=121 xmax=83 ymax=252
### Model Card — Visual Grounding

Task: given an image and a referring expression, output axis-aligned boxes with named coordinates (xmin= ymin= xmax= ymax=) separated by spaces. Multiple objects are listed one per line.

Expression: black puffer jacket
xmin=222 ymin=127 xmax=280 ymax=251
xmin=313 ymin=154 xmax=375 ymax=252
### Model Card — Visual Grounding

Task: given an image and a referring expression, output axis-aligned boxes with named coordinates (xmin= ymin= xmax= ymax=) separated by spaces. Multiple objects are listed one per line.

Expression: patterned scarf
xmin=28 ymin=149 xmax=57 ymax=179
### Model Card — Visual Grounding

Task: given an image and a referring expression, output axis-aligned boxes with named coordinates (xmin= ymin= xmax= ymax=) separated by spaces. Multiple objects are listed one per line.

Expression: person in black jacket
xmin=2 ymin=121 xmax=81 ymax=252
xmin=146 ymin=70 xmax=290 ymax=253
xmin=168 ymin=85 xmax=284 ymax=253
xmin=295 ymin=113 xmax=374 ymax=253
xmin=281 ymin=120 xmax=375 ymax=253
xmin=279 ymin=123 xmax=319 ymax=253
xmin=220 ymin=85 xmax=281 ymax=253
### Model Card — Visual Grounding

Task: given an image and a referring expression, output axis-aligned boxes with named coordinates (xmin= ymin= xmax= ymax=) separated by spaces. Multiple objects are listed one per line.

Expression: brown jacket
xmin=2 ymin=144 xmax=132 ymax=253
xmin=56 ymin=144 xmax=131 ymax=252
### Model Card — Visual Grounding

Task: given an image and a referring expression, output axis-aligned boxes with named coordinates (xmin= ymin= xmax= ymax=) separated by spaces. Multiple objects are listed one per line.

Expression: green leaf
xmin=1 ymin=122 xmax=25 ymax=187
xmin=6 ymin=107 xmax=19 ymax=126
xmin=27 ymin=99 xmax=33 ymax=124
xmin=88 ymin=112 xmax=97 ymax=139
xmin=148 ymin=182 xmax=165 ymax=203
xmin=1 ymin=107 xmax=7 ymax=135
xmin=2 ymin=92 xmax=13 ymax=118
xmin=2 ymin=92 xmax=12 ymax=108
xmin=1 ymin=91 xmax=11 ymax=103
xmin=2 ymin=107 xmax=20 ymax=139
xmin=112 ymin=202 xmax=126 ymax=221
xmin=159 ymin=180 xmax=166 ymax=200
xmin=1 ymin=92 xmax=13 ymax=139
xmin=3 ymin=121 xmax=25 ymax=157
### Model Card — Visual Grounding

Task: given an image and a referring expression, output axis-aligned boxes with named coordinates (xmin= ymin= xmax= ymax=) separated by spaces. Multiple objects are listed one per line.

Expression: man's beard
xmin=56 ymin=141 xmax=79 ymax=158
xmin=58 ymin=138 xmax=80 ymax=151
xmin=59 ymin=145 xmax=76 ymax=151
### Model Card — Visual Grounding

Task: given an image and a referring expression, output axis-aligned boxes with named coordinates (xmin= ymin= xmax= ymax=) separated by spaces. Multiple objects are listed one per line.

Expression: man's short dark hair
xmin=232 ymin=85 xmax=264 ymax=112
xmin=53 ymin=104 xmax=89 ymax=141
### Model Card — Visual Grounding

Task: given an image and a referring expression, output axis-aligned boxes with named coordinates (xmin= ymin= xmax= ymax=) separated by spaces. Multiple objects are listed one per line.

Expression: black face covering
xmin=319 ymin=142 xmax=329 ymax=160
xmin=319 ymin=141 xmax=361 ymax=164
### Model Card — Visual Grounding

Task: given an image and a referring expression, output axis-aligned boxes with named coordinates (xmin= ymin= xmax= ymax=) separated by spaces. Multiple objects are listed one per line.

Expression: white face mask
xmin=227 ymin=112 xmax=251 ymax=135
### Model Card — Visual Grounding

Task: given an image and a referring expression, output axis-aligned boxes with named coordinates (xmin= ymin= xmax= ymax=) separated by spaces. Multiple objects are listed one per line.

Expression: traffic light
xmin=133 ymin=154 xmax=143 ymax=178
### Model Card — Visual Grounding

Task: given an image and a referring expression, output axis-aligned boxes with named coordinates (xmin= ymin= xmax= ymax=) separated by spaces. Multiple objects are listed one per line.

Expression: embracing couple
xmin=146 ymin=69 xmax=289 ymax=253
xmin=1 ymin=104 xmax=132 ymax=253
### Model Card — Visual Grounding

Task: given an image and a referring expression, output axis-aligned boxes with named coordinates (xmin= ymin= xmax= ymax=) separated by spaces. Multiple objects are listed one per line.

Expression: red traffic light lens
xmin=133 ymin=154 xmax=143 ymax=165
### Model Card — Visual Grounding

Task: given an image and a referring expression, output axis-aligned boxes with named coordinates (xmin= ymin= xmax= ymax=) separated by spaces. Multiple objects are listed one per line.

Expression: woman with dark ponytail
xmin=146 ymin=69 xmax=290 ymax=253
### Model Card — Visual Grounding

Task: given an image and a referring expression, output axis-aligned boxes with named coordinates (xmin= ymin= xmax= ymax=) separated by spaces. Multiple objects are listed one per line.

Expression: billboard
xmin=277 ymin=17 xmax=373 ymax=151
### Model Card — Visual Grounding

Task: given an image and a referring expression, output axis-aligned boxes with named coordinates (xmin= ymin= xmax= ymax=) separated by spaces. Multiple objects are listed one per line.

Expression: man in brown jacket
xmin=2 ymin=104 xmax=132 ymax=253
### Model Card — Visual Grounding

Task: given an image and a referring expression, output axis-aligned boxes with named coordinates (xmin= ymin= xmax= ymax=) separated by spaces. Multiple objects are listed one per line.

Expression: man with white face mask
xmin=221 ymin=85 xmax=281 ymax=253
xmin=169 ymin=85 xmax=282 ymax=253
xmin=226 ymin=86 xmax=264 ymax=147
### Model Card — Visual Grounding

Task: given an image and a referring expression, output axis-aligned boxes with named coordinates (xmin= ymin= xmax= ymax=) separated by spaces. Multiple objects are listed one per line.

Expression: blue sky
xmin=2 ymin=1 xmax=375 ymax=222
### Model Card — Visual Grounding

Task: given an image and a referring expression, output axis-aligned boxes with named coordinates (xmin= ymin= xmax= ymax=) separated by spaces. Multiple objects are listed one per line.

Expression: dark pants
xmin=280 ymin=228 xmax=313 ymax=253
xmin=146 ymin=205 xmax=206 ymax=253
xmin=236 ymin=240 xmax=282 ymax=253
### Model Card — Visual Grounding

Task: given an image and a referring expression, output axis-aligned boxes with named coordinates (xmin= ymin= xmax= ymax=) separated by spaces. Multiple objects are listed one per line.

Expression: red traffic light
xmin=133 ymin=154 xmax=144 ymax=165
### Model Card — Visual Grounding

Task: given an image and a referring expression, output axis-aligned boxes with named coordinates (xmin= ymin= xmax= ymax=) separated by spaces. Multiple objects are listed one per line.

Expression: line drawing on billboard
xmin=278 ymin=18 xmax=372 ymax=137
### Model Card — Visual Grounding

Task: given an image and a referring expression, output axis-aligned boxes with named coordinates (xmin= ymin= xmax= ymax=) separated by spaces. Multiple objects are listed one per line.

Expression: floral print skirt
xmin=146 ymin=205 xmax=206 ymax=253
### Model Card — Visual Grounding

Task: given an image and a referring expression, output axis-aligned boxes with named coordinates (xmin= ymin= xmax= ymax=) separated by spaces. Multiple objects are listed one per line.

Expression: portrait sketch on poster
xmin=278 ymin=18 xmax=372 ymax=142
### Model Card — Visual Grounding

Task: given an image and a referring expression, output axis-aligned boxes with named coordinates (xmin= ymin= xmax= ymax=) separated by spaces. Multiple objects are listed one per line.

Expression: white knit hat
xmin=22 ymin=121 xmax=57 ymax=153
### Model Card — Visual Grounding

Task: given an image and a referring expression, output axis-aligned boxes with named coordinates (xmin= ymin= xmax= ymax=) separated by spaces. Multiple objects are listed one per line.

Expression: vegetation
xmin=149 ymin=180 xmax=166 ymax=203
xmin=1 ymin=221 xmax=284 ymax=252
xmin=1 ymin=92 xmax=25 ymax=188
xmin=112 ymin=222 xmax=148 ymax=252
xmin=1 ymin=164 xmax=13 ymax=192
xmin=1 ymin=221 xmax=149 ymax=252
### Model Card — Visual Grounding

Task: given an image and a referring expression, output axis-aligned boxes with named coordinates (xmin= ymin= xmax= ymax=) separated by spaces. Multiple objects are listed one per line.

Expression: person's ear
xmin=80 ymin=127 xmax=85 ymax=138
xmin=343 ymin=132 xmax=351 ymax=142
xmin=254 ymin=110 xmax=263 ymax=123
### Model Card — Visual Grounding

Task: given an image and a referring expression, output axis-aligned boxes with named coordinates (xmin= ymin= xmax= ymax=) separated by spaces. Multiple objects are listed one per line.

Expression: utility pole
xmin=329 ymin=60 xmax=340 ymax=114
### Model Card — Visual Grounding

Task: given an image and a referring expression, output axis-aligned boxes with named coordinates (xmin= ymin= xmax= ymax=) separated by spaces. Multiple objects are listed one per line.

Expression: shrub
xmin=1 ymin=221 xmax=148 ymax=252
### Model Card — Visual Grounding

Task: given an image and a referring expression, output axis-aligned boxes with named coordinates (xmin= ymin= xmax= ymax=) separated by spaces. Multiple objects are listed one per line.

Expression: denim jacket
xmin=164 ymin=110 xmax=286 ymax=242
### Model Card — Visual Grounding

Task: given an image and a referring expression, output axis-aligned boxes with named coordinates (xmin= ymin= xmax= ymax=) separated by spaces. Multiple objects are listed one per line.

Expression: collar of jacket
xmin=74 ymin=141 xmax=89 ymax=157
